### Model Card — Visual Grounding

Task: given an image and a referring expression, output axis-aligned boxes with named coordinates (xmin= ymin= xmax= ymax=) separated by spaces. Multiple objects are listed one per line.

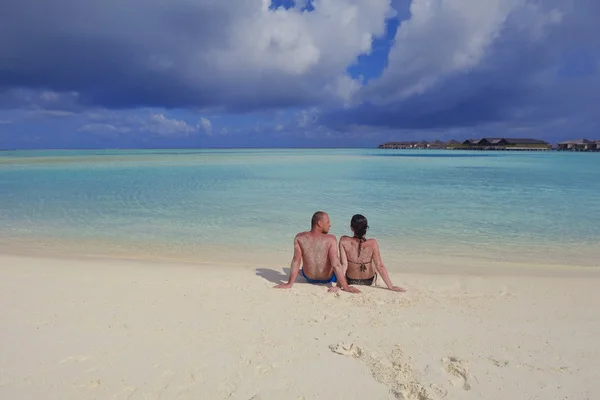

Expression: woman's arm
xmin=339 ymin=237 xmax=349 ymax=276
xmin=372 ymin=240 xmax=406 ymax=292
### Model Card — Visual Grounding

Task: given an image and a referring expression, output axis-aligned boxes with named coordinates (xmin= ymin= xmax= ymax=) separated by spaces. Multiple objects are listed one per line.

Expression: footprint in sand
xmin=249 ymin=394 xmax=304 ymax=400
xmin=330 ymin=342 xmax=441 ymax=400
xmin=329 ymin=342 xmax=363 ymax=358
xmin=255 ymin=364 xmax=273 ymax=375
xmin=60 ymin=355 xmax=90 ymax=364
xmin=161 ymin=369 xmax=176 ymax=377
xmin=113 ymin=386 xmax=138 ymax=400
xmin=489 ymin=357 xmax=509 ymax=368
xmin=72 ymin=378 xmax=102 ymax=389
xmin=441 ymin=357 xmax=471 ymax=391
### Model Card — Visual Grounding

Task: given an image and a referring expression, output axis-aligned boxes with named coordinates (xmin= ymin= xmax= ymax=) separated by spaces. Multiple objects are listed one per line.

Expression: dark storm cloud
xmin=321 ymin=0 xmax=600 ymax=138
xmin=0 ymin=0 xmax=392 ymax=112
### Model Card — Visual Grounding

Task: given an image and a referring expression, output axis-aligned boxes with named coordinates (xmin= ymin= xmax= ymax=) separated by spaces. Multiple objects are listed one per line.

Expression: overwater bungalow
xmin=378 ymin=137 xmax=552 ymax=151
xmin=378 ymin=140 xmax=449 ymax=149
xmin=377 ymin=141 xmax=416 ymax=149
xmin=462 ymin=138 xmax=551 ymax=151
xmin=445 ymin=139 xmax=461 ymax=149
xmin=557 ymin=139 xmax=599 ymax=151
xmin=428 ymin=140 xmax=446 ymax=149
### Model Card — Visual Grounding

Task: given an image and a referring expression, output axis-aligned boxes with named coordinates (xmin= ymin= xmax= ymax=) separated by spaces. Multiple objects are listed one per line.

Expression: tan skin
xmin=335 ymin=227 xmax=406 ymax=292
xmin=274 ymin=213 xmax=360 ymax=294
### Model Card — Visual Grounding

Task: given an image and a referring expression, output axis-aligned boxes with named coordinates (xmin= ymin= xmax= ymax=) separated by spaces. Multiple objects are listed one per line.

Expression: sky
xmin=0 ymin=0 xmax=598 ymax=149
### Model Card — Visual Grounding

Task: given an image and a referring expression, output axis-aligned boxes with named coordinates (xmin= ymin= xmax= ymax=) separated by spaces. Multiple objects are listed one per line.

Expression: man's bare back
xmin=274 ymin=211 xmax=359 ymax=293
xmin=296 ymin=231 xmax=337 ymax=280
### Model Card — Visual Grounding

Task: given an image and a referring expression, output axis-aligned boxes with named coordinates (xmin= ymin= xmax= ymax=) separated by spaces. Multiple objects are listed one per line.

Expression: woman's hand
xmin=389 ymin=286 xmax=406 ymax=292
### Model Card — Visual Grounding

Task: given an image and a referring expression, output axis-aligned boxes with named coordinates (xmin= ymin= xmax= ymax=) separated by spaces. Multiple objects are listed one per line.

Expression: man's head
xmin=311 ymin=211 xmax=331 ymax=234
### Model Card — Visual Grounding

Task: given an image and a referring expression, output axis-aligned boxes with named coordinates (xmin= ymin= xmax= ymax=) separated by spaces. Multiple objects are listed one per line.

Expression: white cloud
xmin=8 ymin=0 xmax=564 ymax=114
xmin=199 ymin=117 xmax=212 ymax=135
xmin=2 ymin=0 xmax=597 ymax=144
xmin=297 ymin=108 xmax=319 ymax=128
xmin=78 ymin=111 xmax=200 ymax=137
xmin=327 ymin=75 xmax=363 ymax=106
xmin=38 ymin=90 xmax=79 ymax=103
xmin=0 ymin=88 xmax=82 ymax=111
xmin=0 ymin=0 xmax=394 ymax=110
xmin=28 ymin=109 xmax=75 ymax=118
xmin=144 ymin=113 xmax=197 ymax=137
xmin=84 ymin=111 xmax=112 ymax=121
xmin=39 ymin=91 xmax=61 ymax=102
xmin=212 ymin=0 xmax=392 ymax=79
xmin=364 ymin=0 xmax=564 ymax=103
xmin=79 ymin=123 xmax=132 ymax=135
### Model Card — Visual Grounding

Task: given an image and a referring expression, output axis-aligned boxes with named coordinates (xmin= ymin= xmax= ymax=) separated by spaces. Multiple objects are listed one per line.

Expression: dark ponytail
xmin=350 ymin=214 xmax=369 ymax=256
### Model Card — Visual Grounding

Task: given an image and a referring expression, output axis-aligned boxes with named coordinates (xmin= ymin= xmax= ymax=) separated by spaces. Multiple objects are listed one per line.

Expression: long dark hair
xmin=351 ymin=214 xmax=369 ymax=256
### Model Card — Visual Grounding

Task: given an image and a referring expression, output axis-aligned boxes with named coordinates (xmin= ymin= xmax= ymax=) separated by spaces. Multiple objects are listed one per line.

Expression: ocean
xmin=1 ymin=149 xmax=599 ymax=267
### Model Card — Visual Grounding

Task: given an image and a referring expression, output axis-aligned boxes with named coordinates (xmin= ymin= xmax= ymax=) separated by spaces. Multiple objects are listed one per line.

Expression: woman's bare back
xmin=340 ymin=236 xmax=378 ymax=280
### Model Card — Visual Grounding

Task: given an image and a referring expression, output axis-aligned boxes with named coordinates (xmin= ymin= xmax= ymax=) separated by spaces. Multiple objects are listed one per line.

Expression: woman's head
xmin=350 ymin=214 xmax=369 ymax=240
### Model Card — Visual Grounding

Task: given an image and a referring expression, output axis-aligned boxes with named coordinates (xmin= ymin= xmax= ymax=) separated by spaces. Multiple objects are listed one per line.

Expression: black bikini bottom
xmin=346 ymin=274 xmax=375 ymax=286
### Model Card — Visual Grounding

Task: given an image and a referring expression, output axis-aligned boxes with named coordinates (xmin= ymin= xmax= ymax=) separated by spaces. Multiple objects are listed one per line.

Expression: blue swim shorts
xmin=300 ymin=269 xmax=337 ymax=284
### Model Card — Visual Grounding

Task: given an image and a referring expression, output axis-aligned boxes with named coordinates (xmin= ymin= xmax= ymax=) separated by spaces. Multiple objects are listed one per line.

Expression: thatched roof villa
xmin=378 ymin=137 xmax=551 ymax=151
xmin=557 ymin=139 xmax=599 ymax=151
xmin=461 ymin=138 xmax=551 ymax=150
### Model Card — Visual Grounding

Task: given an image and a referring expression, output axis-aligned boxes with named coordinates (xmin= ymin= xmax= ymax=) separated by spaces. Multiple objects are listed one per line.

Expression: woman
xmin=338 ymin=214 xmax=405 ymax=292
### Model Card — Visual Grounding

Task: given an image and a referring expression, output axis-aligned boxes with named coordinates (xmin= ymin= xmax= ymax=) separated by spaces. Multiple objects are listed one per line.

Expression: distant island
xmin=378 ymin=137 xmax=600 ymax=152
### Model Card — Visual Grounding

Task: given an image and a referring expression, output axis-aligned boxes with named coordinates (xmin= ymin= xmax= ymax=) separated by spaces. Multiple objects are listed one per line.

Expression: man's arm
xmin=328 ymin=237 xmax=360 ymax=294
xmin=274 ymin=235 xmax=302 ymax=289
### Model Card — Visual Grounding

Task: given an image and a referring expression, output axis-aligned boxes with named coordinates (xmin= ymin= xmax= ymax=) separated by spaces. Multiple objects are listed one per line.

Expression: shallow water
xmin=1 ymin=149 xmax=599 ymax=266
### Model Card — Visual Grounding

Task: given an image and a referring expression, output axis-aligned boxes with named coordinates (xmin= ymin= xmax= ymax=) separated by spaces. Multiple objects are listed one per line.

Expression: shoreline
xmin=1 ymin=233 xmax=599 ymax=273
xmin=1 ymin=241 xmax=599 ymax=279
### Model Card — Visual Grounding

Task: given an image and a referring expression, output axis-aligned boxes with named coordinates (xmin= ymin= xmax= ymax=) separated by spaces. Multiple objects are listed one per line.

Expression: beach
xmin=1 ymin=149 xmax=600 ymax=399
xmin=2 ymin=253 xmax=599 ymax=400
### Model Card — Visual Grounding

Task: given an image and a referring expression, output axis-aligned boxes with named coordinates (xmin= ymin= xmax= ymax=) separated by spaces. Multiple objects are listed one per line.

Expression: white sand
xmin=1 ymin=254 xmax=599 ymax=400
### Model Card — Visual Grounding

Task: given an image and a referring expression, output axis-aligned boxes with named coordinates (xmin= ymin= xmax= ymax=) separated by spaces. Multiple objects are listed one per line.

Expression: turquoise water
xmin=1 ymin=149 xmax=599 ymax=265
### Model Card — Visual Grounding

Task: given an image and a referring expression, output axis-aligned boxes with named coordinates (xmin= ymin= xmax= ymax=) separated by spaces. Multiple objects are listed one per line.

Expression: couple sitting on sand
xmin=275 ymin=211 xmax=405 ymax=294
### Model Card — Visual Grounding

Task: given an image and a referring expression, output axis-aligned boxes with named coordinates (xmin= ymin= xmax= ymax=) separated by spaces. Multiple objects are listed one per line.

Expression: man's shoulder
xmin=295 ymin=231 xmax=311 ymax=239
xmin=324 ymin=233 xmax=338 ymax=242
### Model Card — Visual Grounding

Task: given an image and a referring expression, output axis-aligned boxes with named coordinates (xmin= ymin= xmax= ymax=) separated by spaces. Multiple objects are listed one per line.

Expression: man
xmin=274 ymin=211 xmax=360 ymax=294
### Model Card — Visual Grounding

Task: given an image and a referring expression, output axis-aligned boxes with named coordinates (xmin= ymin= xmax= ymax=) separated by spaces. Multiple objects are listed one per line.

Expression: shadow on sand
xmin=255 ymin=268 xmax=341 ymax=288
xmin=256 ymin=268 xmax=396 ymax=292
xmin=255 ymin=267 xmax=292 ymax=284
